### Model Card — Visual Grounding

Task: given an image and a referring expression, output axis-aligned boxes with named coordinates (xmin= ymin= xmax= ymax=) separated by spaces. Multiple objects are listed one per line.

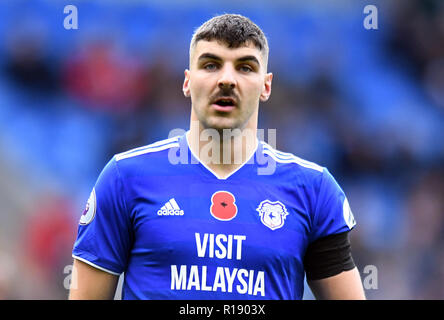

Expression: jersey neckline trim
xmin=185 ymin=130 xmax=259 ymax=180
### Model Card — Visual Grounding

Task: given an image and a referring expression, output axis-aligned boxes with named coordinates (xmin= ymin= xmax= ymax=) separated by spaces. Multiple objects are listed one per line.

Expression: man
xmin=69 ymin=14 xmax=365 ymax=300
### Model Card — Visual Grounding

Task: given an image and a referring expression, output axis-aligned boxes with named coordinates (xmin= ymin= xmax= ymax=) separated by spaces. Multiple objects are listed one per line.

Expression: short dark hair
xmin=190 ymin=14 xmax=269 ymax=62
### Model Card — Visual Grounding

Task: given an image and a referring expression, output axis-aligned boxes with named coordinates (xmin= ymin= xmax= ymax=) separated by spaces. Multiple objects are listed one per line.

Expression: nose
xmin=217 ymin=65 xmax=237 ymax=90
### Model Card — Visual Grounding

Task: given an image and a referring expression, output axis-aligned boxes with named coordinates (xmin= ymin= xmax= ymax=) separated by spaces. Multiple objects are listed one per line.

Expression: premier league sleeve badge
xmin=79 ymin=188 xmax=96 ymax=225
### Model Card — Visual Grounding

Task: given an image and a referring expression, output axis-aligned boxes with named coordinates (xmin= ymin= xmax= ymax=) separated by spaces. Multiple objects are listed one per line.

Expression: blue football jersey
xmin=72 ymin=132 xmax=356 ymax=300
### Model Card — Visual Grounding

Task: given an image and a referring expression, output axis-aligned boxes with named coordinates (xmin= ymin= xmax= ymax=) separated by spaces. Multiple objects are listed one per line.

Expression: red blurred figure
xmin=63 ymin=41 xmax=148 ymax=112
xmin=22 ymin=193 xmax=77 ymax=289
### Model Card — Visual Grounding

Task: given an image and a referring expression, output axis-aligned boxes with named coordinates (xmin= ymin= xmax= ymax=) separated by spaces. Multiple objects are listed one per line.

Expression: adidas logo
xmin=157 ymin=198 xmax=184 ymax=216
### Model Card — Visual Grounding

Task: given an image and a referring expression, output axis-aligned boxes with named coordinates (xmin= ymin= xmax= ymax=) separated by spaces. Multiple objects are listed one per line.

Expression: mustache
xmin=209 ymin=88 xmax=239 ymax=104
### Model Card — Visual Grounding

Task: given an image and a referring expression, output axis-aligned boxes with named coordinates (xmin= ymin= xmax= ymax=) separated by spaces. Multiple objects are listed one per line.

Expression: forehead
xmin=191 ymin=40 xmax=264 ymax=66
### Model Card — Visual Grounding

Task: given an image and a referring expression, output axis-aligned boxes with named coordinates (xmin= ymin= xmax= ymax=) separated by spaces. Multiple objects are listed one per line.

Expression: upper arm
xmin=69 ymin=258 xmax=119 ymax=300
xmin=305 ymin=169 xmax=363 ymax=299
xmin=72 ymin=157 xmax=132 ymax=277
xmin=311 ymin=168 xmax=356 ymax=242
xmin=308 ymin=267 xmax=366 ymax=300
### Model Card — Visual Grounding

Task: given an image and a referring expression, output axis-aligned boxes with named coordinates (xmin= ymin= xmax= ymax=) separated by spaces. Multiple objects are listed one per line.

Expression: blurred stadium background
xmin=0 ymin=0 xmax=443 ymax=299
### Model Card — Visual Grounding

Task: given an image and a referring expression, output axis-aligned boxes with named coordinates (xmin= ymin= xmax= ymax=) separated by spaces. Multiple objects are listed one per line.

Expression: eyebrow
xmin=197 ymin=53 xmax=261 ymax=66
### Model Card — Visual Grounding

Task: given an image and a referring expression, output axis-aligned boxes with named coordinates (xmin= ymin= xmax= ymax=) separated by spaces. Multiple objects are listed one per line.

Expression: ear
xmin=183 ymin=69 xmax=191 ymax=98
xmin=260 ymin=72 xmax=273 ymax=102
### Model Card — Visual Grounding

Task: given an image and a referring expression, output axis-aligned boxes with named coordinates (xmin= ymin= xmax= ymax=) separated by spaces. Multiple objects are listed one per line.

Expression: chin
xmin=205 ymin=121 xmax=242 ymax=133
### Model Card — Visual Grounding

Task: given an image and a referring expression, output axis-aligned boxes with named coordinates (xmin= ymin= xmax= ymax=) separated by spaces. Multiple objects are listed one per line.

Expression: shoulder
xmin=114 ymin=135 xmax=181 ymax=162
xmin=106 ymin=135 xmax=182 ymax=179
xmin=260 ymin=141 xmax=325 ymax=177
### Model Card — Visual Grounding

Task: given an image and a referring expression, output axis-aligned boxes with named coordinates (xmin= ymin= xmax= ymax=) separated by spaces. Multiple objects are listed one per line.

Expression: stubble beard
xmin=198 ymin=104 xmax=248 ymax=136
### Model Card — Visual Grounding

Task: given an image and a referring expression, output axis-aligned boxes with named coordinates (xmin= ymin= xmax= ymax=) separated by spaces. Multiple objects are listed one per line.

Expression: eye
xmin=203 ymin=62 xmax=218 ymax=71
xmin=239 ymin=65 xmax=253 ymax=73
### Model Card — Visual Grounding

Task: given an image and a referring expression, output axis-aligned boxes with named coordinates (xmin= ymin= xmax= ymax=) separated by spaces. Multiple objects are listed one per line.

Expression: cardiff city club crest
xmin=256 ymin=200 xmax=289 ymax=230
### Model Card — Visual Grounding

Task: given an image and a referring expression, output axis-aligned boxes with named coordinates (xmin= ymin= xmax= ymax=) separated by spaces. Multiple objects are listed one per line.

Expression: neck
xmin=187 ymin=121 xmax=258 ymax=179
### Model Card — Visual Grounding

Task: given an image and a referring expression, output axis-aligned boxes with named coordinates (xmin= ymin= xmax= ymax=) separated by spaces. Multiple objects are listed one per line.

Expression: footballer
xmin=69 ymin=14 xmax=365 ymax=300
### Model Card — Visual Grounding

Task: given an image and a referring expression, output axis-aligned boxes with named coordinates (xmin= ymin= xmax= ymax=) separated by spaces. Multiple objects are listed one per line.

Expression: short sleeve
xmin=72 ymin=156 xmax=133 ymax=275
xmin=310 ymin=168 xmax=356 ymax=243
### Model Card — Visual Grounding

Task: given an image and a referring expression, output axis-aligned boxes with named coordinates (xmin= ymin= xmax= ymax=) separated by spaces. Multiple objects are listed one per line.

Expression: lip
xmin=211 ymin=103 xmax=236 ymax=112
xmin=210 ymin=96 xmax=238 ymax=112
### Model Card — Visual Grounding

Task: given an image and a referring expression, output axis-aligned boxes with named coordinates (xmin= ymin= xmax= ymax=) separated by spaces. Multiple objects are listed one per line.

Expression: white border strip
xmin=262 ymin=149 xmax=323 ymax=172
xmin=261 ymin=141 xmax=324 ymax=171
xmin=72 ymin=254 xmax=121 ymax=276
xmin=115 ymin=136 xmax=180 ymax=159
xmin=116 ymin=142 xmax=179 ymax=161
